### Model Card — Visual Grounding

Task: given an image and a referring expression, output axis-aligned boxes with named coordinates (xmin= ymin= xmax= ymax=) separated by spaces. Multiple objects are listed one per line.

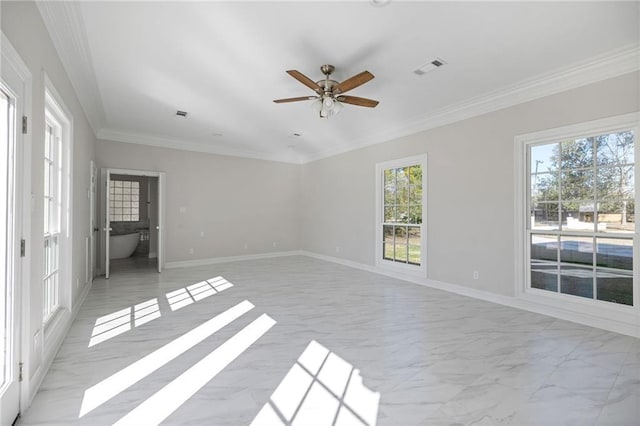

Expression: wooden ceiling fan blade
xmin=286 ymin=70 xmax=323 ymax=94
xmin=333 ymin=71 xmax=374 ymax=94
xmin=336 ymin=95 xmax=379 ymax=108
xmin=273 ymin=96 xmax=317 ymax=103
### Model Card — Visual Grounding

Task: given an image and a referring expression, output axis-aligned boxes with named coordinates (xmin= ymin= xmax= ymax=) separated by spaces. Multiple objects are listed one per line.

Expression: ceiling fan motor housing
xmin=320 ymin=64 xmax=335 ymax=76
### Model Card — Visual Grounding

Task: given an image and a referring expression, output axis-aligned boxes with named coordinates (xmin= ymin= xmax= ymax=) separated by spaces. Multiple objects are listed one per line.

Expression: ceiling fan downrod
xmin=318 ymin=65 xmax=339 ymax=117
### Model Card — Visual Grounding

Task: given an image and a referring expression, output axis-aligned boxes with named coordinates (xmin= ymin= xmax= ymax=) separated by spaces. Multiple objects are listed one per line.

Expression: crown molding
xmin=1 ymin=31 xmax=32 ymax=82
xmin=99 ymin=39 xmax=638 ymax=165
xmin=34 ymin=0 xmax=639 ymax=165
xmin=36 ymin=0 xmax=106 ymax=134
xmin=303 ymin=43 xmax=640 ymax=164
xmin=97 ymin=128 xmax=302 ymax=164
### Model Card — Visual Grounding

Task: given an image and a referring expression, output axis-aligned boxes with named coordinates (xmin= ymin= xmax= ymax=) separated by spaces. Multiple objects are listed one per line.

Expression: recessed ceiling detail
xmin=371 ymin=0 xmax=392 ymax=7
xmin=36 ymin=2 xmax=640 ymax=164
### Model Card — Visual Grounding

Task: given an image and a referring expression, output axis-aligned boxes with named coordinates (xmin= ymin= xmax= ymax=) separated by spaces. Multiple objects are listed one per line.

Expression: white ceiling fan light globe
xmin=322 ymin=97 xmax=335 ymax=110
xmin=311 ymin=98 xmax=323 ymax=112
xmin=333 ymin=100 xmax=344 ymax=115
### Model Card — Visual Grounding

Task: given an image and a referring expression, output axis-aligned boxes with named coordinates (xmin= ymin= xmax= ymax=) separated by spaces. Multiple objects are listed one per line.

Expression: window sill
xmin=518 ymin=288 xmax=639 ymax=334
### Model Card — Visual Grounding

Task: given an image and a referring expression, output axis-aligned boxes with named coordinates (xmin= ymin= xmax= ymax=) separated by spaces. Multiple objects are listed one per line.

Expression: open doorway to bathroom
xmin=99 ymin=168 xmax=165 ymax=278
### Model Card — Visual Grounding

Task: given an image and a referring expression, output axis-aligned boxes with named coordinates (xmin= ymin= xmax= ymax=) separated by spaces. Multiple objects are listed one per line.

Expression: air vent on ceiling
xmin=414 ymin=58 xmax=447 ymax=76
xmin=176 ymin=110 xmax=188 ymax=118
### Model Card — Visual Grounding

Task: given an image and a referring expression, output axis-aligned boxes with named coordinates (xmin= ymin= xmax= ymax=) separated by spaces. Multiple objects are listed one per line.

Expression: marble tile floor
xmin=109 ymin=256 xmax=159 ymax=274
xmin=18 ymin=256 xmax=640 ymax=426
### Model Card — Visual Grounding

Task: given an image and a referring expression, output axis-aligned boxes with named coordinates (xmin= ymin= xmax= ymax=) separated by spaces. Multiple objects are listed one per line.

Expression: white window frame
xmin=515 ymin=113 xmax=640 ymax=318
xmin=43 ymin=117 xmax=61 ymax=322
xmin=42 ymin=77 xmax=72 ymax=332
xmin=375 ymin=154 xmax=427 ymax=277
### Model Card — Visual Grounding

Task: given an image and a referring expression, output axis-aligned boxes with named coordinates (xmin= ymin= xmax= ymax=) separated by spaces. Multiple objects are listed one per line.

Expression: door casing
xmin=100 ymin=168 xmax=165 ymax=277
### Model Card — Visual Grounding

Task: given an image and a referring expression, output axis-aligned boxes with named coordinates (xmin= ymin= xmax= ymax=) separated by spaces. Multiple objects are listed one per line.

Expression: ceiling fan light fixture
xmin=323 ymin=97 xmax=335 ymax=110
xmin=333 ymin=100 xmax=344 ymax=115
xmin=275 ymin=64 xmax=378 ymax=118
xmin=311 ymin=98 xmax=323 ymax=112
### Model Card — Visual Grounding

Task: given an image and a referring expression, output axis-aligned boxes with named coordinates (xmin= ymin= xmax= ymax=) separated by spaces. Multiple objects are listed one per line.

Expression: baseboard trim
xmin=300 ymin=251 xmax=640 ymax=338
xmin=164 ymin=250 xmax=303 ymax=269
xmin=26 ymin=279 xmax=93 ymax=408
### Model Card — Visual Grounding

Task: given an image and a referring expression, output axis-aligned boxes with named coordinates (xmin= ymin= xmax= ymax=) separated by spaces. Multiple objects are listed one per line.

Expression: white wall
xmin=95 ymin=140 xmax=300 ymax=264
xmin=1 ymin=0 xmax=96 ymax=404
xmin=301 ymin=71 xmax=640 ymax=297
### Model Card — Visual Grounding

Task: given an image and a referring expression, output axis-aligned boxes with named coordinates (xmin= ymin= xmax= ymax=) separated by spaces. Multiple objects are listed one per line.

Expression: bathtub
xmin=109 ymin=232 xmax=140 ymax=259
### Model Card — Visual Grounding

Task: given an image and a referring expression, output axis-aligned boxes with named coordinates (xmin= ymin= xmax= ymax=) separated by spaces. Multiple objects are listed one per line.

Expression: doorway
xmin=0 ymin=36 xmax=29 ymax=425
xmin=100 ymin=168 xmax=165 ymax=278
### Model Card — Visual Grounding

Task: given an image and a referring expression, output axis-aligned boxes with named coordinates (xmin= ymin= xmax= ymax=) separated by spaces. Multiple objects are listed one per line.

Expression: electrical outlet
xmin=473 ymin=271 xmax=479 ymax=280
xmin=273 ymin=242 xmax=277 ymax=248
xmin=336 ymin=246 xmax=340 ymax=253
xmin=243 ymin=243 xmax=248 ymax=250
xmin=189 ymin=248 xmax=194 ymax=255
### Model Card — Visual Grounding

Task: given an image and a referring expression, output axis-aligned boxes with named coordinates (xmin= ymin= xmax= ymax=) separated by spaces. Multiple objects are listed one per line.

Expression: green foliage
xmin=384 ymin=165 xmax=422 ymax=224
xmin=532 ymin=131 xmax=634 ymax=224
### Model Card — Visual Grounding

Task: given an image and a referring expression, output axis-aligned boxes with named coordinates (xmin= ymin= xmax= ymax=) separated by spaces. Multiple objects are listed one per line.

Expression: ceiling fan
xmin=273 ymin=65 xmax=379 ymax=118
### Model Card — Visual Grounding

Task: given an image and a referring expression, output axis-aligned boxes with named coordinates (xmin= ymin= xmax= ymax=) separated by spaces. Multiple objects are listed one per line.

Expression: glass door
xmin=0 ymin=79 xmax=21 ymax=426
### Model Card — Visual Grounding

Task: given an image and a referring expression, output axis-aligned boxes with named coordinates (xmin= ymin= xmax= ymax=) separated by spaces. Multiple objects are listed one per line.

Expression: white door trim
xmin=89 ymin=161 xmax=97 ymax=282
xmin=100 ymin=168 xmax=165 ymax=276
xmin=1 ymin=30 xmax=32 ymax=420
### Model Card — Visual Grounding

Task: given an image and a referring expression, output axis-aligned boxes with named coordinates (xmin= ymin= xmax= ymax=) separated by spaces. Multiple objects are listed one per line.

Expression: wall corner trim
xmin=35 ymin=0 xmax=106 ymax=134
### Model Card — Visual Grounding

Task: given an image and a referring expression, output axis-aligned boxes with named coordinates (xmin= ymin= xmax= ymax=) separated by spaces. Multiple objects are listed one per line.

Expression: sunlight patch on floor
xmin=89 ymin=298 xmax=161 ymax=347
xmin=113 ymin=313 xmax=276 ymax=426
xmin=251 ymin=340 xmax=380 ymax=426
xmin=166 ymin=276 xmax=233 ymax=311
xmin=79 ymin=300 xmax=254 ymax=417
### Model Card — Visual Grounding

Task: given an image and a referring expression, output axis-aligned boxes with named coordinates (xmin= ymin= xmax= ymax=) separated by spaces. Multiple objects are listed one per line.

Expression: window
xmin=525 ymin=121 xmax=636 ymax=307
xmin=109 ymin=180 xmax=140 ymax=222
xmin=43 ymin=115 xmax=62 ymax=321
xmin=43 ymin=81 xmax=71 ymax=325
xmin=376 ymin=155 xmax=427 ymax=274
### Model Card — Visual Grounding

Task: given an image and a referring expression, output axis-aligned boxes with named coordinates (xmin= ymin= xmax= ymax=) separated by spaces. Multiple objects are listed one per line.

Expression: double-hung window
xmin=521 ymin=114 xmax=638 ymax=309
xmin=43 ymin=82 xmax=71 ymax=326
xmin=43 ymin=118 xmax=61 ymax=321
xmin=376 ymin=155 xmax=427 ymax=275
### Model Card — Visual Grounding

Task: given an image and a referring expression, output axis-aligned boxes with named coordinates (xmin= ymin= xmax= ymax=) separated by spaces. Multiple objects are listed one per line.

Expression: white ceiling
xmin=37 ymin=1 xmax=639 ymax=163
